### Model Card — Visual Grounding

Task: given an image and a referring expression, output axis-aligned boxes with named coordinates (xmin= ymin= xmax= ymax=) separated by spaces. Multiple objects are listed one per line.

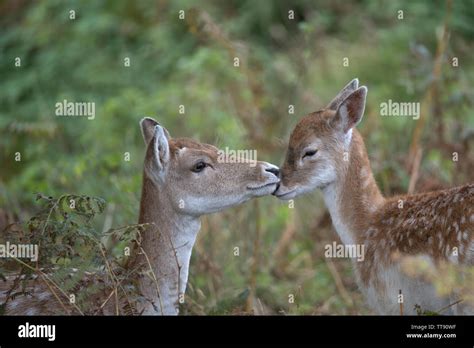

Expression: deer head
xmin=140 ymin=117 xmax=280 ymax=214
xmin=274 ymin=79 xmax=367 ymax=199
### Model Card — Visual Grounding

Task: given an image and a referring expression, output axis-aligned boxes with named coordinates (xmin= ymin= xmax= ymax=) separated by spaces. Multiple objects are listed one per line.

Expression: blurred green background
xmin=1 ymin=0 xmax=473 ymax=314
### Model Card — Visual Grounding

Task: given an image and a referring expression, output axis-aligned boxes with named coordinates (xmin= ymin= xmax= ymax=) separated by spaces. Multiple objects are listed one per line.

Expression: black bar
xmin=0 ymin=315 xmax=473 ymax=346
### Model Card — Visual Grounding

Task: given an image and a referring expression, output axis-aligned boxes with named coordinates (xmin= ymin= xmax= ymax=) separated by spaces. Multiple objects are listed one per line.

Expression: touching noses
xmin=265 ymin=166 xmax=280 ymax=178
xmin=262 ymin=163 xmax=280 ymax=194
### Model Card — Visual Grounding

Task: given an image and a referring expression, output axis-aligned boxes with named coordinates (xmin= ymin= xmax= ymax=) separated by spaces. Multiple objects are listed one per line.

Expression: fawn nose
xmin=265 ymin=166 xmax=280 ymax=178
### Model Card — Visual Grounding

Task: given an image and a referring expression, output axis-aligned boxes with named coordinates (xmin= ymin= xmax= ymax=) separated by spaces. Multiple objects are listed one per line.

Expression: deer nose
xmin=272 ymin=183 xmax=280 ymax=195
xmin=265 ymin=166 xmax=280 ymax=178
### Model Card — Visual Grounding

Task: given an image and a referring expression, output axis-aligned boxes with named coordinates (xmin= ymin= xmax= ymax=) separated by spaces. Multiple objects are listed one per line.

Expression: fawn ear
xmin=140 ymin=117 xmax=171 ymax=181
xmin=326 ymin=78 xmax=359 ymax=110
xmin=331 ymin=86 xmax=367 ymax=134
xmin=140 ymin=117 xmax=159 ymax=145
xmin=140 ymin=117 xmax=171 ymax=145
xmin=152 ymin=124 xmax=170 ymax=174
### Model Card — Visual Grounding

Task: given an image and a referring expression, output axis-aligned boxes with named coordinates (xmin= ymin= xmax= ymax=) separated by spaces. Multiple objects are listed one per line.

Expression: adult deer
xmin=274 ymin=79 xmax=473 ymax=314
xmin=1 ymin=117 xmax=280 ymax=315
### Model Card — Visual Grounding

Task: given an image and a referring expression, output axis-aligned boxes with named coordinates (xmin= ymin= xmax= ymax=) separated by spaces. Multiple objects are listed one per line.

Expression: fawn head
xmin=140 ymin=117 xmax=280 ymax=215
xmin=274 ymin=79 xmax=367 ymax=200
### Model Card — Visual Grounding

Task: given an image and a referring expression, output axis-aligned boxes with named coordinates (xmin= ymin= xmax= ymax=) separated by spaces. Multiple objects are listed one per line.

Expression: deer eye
xmin=303 ymin=150 xmax=318 ymax=159
xmin=191 ymin=161 xmax=207 ymax=173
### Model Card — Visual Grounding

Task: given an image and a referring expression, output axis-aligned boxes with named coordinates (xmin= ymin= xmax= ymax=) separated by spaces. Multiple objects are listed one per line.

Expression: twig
xmin=437 ymin=298 xmax=463 ymax=314
xmin=95 ymin=240 xmax=135 ymax=314
xmin=12 ymin=257 xmax=84 ymax=315
xmin=272 ymin=209 xmax=296 ymax=275
xmin=95 ymin=265 xmax=141 ymax=315
xmin=408 ymin=148 xmax=422 ymax=194
xmin=399 ymin=289 xmax=404 ymax=316
xmin=246 ymin=199 xmax=261 ymax=313
xmin=408 ymin=0 xmax=452 ymax=168
xmin=324 ymin=257 xmax=354 ymax=307
xmin=114 ymin=287 xmax=119 ymax=315
xmin=98 ymin=287 xmax=116 ymax=311
xmin=163 ymin=229 xmax=183 ymax=305
xmin=139 ymin=246 xmax=164 ymax=315
xmin=40 ymin=194 xmax=66 ymax=235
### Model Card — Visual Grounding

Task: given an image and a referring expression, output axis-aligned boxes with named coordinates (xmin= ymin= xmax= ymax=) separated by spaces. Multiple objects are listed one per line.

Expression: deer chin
xmin=274 ymin=181 xmax=322 ymax=200
xmin=178 ymin=191 xmax=269 ymax=215
xmin=246 ymin=180 xmax=280 ymax=196
xmin=273 ymin=185 xmax=298 ymax=200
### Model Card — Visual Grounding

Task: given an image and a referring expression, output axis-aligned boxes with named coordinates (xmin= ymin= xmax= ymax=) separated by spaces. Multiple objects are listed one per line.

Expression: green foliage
xmin=0 ymin=193 xmax=144 ymax=314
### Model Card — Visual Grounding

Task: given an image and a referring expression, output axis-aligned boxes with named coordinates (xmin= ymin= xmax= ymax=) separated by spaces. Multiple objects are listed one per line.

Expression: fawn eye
xmin=191 ymin=161 xmax=207 ymax=173
xmin=303 ymin=150 xmax=318 ymax=159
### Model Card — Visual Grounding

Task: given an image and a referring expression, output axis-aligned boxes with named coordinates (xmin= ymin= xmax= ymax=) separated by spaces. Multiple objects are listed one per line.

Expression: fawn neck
xmin=137 ymin=174 xmax=200 ymax=315
xmin=322 ymin=130 xmax=384 ymax=245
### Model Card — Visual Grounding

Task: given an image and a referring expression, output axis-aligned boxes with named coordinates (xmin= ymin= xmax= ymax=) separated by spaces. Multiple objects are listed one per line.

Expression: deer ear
xmin=152 ymin=124 xmax=171 ymax=174
xmin=331 ymin=86 xmax=367 ymax=134
xmin=140 ymin=117 xmax=171 ymax=144
xmin=140 ymin=117 xmax=171 ymax=181
xmin=140 ymin=117 xmax=159 ymax=145
xmin=326 ymin=78 xmax=359 ymax=110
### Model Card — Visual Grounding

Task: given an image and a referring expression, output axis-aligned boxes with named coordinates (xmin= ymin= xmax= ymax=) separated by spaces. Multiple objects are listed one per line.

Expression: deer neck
xmin=137 ymin=174 xmax=201 ymax=315
xmin=322 ymin=130 xmax=384 ymax=245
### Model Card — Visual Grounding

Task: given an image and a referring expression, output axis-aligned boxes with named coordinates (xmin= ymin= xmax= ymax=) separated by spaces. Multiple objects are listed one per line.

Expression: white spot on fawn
xmin=462 ymin=231 xmax=469 ymax=240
